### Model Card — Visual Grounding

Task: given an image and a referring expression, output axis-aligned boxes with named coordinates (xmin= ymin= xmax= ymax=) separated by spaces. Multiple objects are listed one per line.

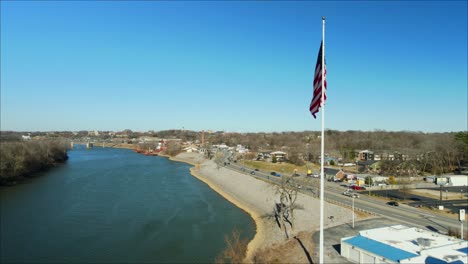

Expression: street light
xmin=352 ymin=195 xmax=355 ymax=229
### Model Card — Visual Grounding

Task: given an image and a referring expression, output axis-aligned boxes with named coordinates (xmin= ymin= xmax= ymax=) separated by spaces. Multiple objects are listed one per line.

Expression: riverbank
xmin=169 ymin=152 xmax=369 ymax=263
xmin=0 ymin=140 xmax=69 ymax=186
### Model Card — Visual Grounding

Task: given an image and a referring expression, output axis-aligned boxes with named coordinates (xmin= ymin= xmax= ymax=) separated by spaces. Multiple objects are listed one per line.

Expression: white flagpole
xmin=319 ymin=16 xmax=326 ymax=264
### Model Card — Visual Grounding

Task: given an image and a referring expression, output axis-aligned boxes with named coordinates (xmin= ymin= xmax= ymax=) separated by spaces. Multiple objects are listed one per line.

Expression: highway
xmin=217 ymin=152 xmax=466 ymax=234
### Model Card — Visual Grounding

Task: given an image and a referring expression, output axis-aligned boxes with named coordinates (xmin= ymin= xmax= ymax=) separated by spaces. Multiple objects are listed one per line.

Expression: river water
xmin=0 ymin=145 xmax=255 ymax=263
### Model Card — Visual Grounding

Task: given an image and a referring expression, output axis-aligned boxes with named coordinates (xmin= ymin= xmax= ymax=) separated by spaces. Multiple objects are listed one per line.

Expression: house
xmin=198 ymin=147 xmax=207 ymax=153
xmin=341 ymin=225 xmax=467 ymax=264
xmin=356 ymin=150 xmax=374 ymax=161
xmin=334 ymin=170 xmax=360 ymax=183
xmin=324 ymin=156 xmax=338 ymax=165
xmin=22 ymin=135 xmax=31 ymax=140
xmin=257 ymin=151 xmax=272 ymax=161
xmin=335 ymin=170 xmax=347 ymax=182
xmin=236 ymin=145 xmax=249 ymax=154
xmin=354 ymin=174 xmax=388 ymax=186
xmin=183 ymin=146 xmax=198 ymax=153
xmin=270 ymin=151 xmax=287 ymax=162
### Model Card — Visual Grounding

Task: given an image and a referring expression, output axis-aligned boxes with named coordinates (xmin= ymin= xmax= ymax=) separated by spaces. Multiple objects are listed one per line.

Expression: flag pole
xmin=319 ymin=16 xmax=326 ymax=264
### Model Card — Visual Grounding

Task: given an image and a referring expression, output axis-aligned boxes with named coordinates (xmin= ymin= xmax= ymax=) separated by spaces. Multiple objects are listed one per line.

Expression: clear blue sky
xmin=1 ymin=1 xmax=467 ymax=133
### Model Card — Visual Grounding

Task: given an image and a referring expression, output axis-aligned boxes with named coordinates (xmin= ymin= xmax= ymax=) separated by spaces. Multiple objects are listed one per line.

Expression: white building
xmin=183 ymin=146 xmax=198 ymax=153
xmin=447 ymin=175 xmax=468 ymax=187
xmin=341 ymin=225 xmax=467 ymax=264
xmin=236 ymin=144 xmax=249 ymax=154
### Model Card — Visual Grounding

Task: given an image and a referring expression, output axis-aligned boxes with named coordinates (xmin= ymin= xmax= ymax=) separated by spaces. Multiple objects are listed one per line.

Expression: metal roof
xmin=457 ymin=247 xmax=468 ymax=254
xmin=343 ymin=235 xmax=418 ymax=262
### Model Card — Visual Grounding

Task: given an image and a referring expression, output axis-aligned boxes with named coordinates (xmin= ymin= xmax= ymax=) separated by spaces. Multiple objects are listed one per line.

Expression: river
xmin=0 ymin=145 xmax=255 ymax=263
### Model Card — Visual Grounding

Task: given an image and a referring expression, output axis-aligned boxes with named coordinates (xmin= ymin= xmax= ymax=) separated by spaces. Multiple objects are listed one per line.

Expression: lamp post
xmin=352 ymin=195 xmax=355 ymax=229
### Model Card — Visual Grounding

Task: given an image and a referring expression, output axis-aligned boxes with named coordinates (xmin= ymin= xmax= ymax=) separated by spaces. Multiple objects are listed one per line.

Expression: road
xmin=217 ymin=152 xmax=467 ymax=234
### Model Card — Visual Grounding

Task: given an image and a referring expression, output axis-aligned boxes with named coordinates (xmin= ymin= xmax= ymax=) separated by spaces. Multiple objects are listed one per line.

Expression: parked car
xmin=270 ymin=172 xmax=281 ymax=177
xmin=250 ymin=171 xmax=255 ymax=175
xmin=350 ymin=185 xmax=365 ymax=190
xmin=254 ymin=168 xmax=259 ymax=171
xmin=387 ymin=201 xmax=399 ymax=206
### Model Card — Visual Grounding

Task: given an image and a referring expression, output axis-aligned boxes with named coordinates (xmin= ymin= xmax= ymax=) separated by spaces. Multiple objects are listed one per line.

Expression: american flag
xmin=309 ymin=42 xmax=327 ymax=119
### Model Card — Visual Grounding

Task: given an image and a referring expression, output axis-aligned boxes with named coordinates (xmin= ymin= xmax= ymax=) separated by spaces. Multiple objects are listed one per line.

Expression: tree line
xmin=204 ymin=130 xmax=467 ymax=175
xmin=0 ymin=140 xmax=70 ymax=186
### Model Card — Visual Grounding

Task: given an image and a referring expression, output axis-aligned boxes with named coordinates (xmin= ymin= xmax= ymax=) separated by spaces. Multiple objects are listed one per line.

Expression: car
xmin=250 ymin=171 xmax=255 ymax=175
xmin=343 ymin=191 xmax=359 ymax=198
xmin=387 ymin=201 xmax=399 ymax=206
xmin=254 ymin=168 xmax=259 ymax=171
xmin=270 ymin=172 xmax=281 ymax=177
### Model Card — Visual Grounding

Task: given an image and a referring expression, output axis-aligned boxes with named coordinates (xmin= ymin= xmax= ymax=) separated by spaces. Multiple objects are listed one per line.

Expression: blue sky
xmin=1 ymin=1 xmax=467 ymax=133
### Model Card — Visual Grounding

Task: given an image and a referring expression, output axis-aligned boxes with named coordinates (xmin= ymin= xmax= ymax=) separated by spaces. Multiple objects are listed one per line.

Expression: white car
xmin=343 ymin=191 xmax=359 ymax=198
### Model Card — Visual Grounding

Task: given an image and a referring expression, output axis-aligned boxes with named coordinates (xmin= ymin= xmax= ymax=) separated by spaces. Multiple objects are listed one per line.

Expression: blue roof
xmin=456 ymin=247 xmax=468 ymax=254
xmin=344 ymin=235 xmax=418 ymax=262
xmin=425 ymin=257 xmax=464 ymax=264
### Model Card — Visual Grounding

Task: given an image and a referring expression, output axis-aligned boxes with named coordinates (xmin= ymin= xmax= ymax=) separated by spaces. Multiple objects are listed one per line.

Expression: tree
xmin=274 ymin=175 xmax=303 ymax=239
xmin=387 ymin=176 xmax=397 ymax=185
xmin=365 ymin=176 xmax=373 ymax=186
xmin=215 ymin=230 xmax=249 ymax=264
xmin=164 ymin=141 xmax=182 ymax=157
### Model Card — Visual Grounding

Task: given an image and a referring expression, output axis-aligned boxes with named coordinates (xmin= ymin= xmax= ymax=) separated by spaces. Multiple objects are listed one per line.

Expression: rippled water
xmin=1 ymin=145 xmax=255 ymax=263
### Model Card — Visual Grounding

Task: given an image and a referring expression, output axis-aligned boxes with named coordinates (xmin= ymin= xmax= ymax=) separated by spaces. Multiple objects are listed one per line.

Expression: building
xmin=270 ymin=151 xmax=287 ymax=162
xmin=341 ymin=225 xmax=467 ymax=264
xmin=355 ymin=174 xmax=388 ymax=186
xmin=236 ymin=144 xmax=249 ymax=154
xmin=183 ymin=146 xmax=198 ymax=153
xmin=434 ymin=175 xmax=468 ymax=187
xmin=447 ymin=175 xmax=468 ymax=187
xmin=335 ymin=170 xmax=347 ymax=182
xmin=356 ymin=150 xmax=374 ymax=161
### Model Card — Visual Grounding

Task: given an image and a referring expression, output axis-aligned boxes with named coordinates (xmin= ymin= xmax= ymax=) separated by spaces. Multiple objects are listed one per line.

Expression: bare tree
xmin=275 ymin=174 xmax=303 ymax=239
xmin=215 ymin=229 xmax=249 ymax=264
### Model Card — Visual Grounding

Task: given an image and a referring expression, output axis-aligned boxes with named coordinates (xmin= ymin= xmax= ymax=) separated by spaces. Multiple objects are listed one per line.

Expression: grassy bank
xmin=243 ymin=160 xmax=320 ymax=175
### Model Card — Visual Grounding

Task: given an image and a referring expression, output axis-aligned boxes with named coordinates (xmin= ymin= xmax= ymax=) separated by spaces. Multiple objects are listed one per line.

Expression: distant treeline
xmin=0 ymin=140 xmax=70 ymax=186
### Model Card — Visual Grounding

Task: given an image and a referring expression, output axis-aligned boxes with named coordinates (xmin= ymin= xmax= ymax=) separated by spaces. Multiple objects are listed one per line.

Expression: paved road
xmin=216 ymin=153 xmax=467 ymax=234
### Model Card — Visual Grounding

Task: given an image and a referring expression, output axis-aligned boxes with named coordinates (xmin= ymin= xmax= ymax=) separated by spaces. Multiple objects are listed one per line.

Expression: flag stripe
xmin=309 ymin=42 xmax=327 ymax=119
